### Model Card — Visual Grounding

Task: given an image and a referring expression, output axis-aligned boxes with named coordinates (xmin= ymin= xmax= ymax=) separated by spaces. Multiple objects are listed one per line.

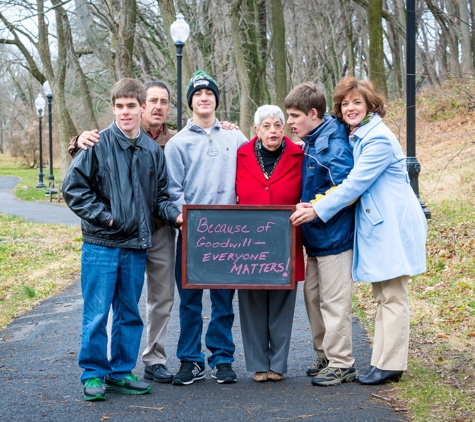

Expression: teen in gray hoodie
xmin=165 ymin=71 xmax=247 ymax=386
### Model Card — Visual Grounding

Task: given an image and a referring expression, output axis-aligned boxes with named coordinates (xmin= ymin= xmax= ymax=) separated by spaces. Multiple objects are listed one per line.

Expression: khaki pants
xmin=371 ymin=275 xmax=409 ymax=371
xmin=304 ymin=249 xmax=354 ymax=368
xmin=141 ymin=225 xmax=177 ymax=366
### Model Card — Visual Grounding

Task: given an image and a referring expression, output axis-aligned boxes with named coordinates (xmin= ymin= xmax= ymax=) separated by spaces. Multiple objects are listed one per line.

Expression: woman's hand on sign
xmin=290 ymin=203 xmax=317 ymax=226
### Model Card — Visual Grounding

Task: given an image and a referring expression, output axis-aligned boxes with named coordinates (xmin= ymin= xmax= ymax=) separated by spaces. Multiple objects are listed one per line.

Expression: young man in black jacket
xmin=63 ymin=78 xmax=182 ymax=402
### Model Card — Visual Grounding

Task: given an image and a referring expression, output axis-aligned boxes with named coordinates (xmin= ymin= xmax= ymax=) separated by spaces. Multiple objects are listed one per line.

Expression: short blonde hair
xmin=332 ymin=76 xmax=386 ymax=122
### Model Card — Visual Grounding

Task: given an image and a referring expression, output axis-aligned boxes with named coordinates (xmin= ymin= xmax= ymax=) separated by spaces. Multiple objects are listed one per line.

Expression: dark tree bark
xmin=368 ymin=0 xmax=388 ymax=96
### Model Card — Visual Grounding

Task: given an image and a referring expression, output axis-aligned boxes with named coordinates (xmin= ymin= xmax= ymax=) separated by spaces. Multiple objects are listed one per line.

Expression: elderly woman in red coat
xmin=236 ymin=104 xmax=304 ymax=382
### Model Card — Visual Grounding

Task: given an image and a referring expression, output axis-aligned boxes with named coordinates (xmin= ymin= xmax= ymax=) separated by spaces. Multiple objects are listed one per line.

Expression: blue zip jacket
xmin=301 ymin=114 xmax=355 ymax=256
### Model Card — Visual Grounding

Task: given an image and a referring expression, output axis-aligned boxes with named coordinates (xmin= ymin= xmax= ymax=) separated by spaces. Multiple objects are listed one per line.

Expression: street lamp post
xmin=406 ymin=0 xmax=431 ymax=219
xmin=170 ymin=13 xmax=190 ymax=131
xmin=34 ymin=93 xmax=46 ymax=189
xmin=43 ymin=81 xmax=55 ymax=195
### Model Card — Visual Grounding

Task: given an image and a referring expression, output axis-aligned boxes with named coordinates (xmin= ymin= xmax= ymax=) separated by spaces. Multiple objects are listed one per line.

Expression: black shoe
xmin=211 ymin=363 xmax=237 ymax=384
xmin=357 ymin=368 xmax=403 ymax=385
xmin=144 ymin=364 xmax=173 ymax=383
xmin=355 ymin=365 xmax=375 ymax=382
xmin=172 ymin=361 xmax=205 ymax=385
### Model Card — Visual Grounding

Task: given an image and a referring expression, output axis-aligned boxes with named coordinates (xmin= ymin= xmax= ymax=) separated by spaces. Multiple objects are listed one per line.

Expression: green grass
xmin=400 ymin=361 xmax=475 ymax=421
xmin=353 ymin=198 xmax=475 ymax=420
xmin=0 ymin=213 xmax=82 ymax=329
xmin=0 ymin=153 xmax=80 ymax=329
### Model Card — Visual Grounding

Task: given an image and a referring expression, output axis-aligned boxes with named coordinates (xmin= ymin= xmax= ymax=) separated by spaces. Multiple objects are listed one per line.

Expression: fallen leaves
xmin=436 ymin=333 xmax=449 ymax=339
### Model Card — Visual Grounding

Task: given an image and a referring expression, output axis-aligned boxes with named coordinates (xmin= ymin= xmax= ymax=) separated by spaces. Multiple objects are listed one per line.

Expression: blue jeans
xmin=78 ymin=242 xmax=147 ymax=382
xmin=175 ymin=234 xmax=235 ymax=368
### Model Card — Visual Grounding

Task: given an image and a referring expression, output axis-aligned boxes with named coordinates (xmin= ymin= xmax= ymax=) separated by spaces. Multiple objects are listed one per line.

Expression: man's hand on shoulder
xmin=78 ymin=129 xmax=100 ymax=150
xmin=220 ymin=121 xmax=239 ymax=131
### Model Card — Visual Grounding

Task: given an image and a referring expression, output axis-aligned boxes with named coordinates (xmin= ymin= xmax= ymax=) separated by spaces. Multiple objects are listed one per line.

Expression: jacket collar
xmin=239 ymin=135 xmax=299 ymax=184
xmin=109 ymin=121 xmax=149 ymax=150
xmin=140 ymin=121 xmax=175 ymax=147
xmin=186 ymin=117 xmax=221 ymax=134
xmin=303 ymin=114 xmax=339 ymax=152
xmin=352 ymin=113 xmax=383 ymax=139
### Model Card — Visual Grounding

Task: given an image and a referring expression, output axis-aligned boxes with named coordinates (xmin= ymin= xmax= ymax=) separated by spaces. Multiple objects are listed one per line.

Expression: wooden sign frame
xmin=182 ymin=204 xmax=296 ymax=290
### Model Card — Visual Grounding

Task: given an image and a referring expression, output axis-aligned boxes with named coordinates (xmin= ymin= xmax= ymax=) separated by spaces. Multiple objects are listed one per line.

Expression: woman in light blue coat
xmin=291 ymin=76 xmax=427 ymax=385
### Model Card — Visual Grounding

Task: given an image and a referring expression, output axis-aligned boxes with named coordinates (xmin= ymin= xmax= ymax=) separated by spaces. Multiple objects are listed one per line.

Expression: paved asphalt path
xmin=0 ymin=176 xmax=404 ymax=422
xmin=0 ymin=176 xmax=80 ymax=226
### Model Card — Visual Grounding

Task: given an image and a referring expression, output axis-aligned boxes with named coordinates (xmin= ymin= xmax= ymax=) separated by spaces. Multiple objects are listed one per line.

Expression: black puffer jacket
xmin=63 ymin=122 xmax=180 ymax=249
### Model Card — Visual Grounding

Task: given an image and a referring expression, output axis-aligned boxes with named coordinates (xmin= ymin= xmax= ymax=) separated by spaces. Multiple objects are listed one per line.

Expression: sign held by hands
xmin=182 ymin=205 xmax=296 ymax=289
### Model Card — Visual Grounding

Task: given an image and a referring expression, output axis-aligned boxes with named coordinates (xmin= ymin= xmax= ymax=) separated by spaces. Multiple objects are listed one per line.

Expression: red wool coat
xmin=236 ymin=136 xmax=305 ymax=281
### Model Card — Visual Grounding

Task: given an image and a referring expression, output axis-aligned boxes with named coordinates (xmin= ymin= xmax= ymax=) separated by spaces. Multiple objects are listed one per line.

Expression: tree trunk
xmin=53 ymin=0 xmax=98 ymax=131
xmin=341 ymin=0 xmax=355 ymax=74
xmin=424 ymin=0 xmax=461 ymax=77
xmin=368 ymin=0 xmax=388 ymax=96
xmin=230 ymin=6 xmax=251 ymax=138
xmin=470 ymin=0 xmax=475 ymax=69
xmin=384 ymin=0 xmax=403 ymax=98
xmin=74 ymin=0 xmax=114 ymax=74
xmin=116 ymin=0 xmax=136 ymax=78
xmin=458 ymin=0 xmax=473 ymax=76
xmin=37 ymin=0 xmax=77 ymax=178
xmin=269 ymin=0 xmax=287 ymax=112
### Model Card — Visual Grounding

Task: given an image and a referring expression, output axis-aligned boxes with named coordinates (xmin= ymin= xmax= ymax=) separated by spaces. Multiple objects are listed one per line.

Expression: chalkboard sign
xmin=182 ymin=205 xmax=296 ymax=289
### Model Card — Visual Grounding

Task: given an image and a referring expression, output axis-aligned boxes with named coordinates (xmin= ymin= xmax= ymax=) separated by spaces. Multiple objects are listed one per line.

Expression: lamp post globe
xmin=170 ymin=13 xmax=190 ymax=131
xmin=43 ymin=80 xmax=55 ymax=195
xmin=35 ymin=93 xmax=46 ymax=189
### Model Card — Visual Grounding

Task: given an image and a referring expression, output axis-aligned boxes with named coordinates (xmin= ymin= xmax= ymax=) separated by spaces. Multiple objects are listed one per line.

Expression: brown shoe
xmin=267 ymin=371 xmax=284 ymax=382
xmin=253 ymin=372 xmax=268 ymax=382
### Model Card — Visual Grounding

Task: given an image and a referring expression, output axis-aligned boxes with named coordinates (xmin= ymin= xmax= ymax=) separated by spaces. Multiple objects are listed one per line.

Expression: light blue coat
xmin=313 ymin=114 xmax=427 ymax=282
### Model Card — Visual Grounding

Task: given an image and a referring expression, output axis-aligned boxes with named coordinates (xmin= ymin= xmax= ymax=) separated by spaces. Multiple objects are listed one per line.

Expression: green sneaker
xmin=306 ymin=357 xmax=328 ymax=376
xmin=104 ymin=374 xmax=151 ymax=395
xmin=82 ymin=378 xmax=105 ymax=401
xmin=311 ymin=366 xmax=357 ymax=386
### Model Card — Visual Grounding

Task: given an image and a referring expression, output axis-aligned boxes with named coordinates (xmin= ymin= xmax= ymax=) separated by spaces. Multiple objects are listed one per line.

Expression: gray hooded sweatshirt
xmin=164 ymin=118 xmax=248 ymax=211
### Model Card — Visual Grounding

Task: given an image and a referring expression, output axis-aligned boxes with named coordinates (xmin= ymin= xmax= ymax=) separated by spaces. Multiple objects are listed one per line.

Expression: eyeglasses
xmin=260 ymin=123 xmax=284 ymax=131
xmin=146 ymin=98 xmax=170 ymax=106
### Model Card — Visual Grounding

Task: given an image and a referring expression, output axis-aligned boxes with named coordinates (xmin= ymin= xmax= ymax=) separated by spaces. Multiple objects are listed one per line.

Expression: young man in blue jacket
xmin=284 ymin=82 xmax=356 ymax=386
xmin=63 ymin=78 xmax=182 ymax=401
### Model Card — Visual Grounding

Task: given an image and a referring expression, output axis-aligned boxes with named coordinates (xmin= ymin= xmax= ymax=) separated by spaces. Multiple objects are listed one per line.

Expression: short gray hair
xmin=254 ymin=105 xmax=285 ymax=127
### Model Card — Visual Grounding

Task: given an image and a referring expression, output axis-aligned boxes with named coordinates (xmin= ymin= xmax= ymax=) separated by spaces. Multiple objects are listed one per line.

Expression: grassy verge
xmin=0 ymin=214 xmax=82 ymax=330
xmin=0 ymin=153 xmax=81 ymax=330
xmin=353 ymin=199 xmax=475 ymax=421
xmin=353 ymin=92 xmax=475 ymax=420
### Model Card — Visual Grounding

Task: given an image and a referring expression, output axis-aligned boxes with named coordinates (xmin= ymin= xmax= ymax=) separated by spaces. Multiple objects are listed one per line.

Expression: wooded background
xmin=0 ymin=0 xmax=473 ymax=176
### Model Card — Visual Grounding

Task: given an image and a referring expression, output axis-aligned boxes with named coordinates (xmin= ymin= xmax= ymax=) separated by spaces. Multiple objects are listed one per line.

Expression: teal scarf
xmin=349 ymin=113 xmax=374 ymax=136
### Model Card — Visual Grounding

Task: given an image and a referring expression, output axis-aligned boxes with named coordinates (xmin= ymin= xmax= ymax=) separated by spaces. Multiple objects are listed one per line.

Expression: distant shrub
xmin=416 ymin=78 xmax=475 ymax=122
xmin=7 ymin=124 xmax=40 ymax=169
xmin=384 ymin=78 xmax=475 ymax=124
